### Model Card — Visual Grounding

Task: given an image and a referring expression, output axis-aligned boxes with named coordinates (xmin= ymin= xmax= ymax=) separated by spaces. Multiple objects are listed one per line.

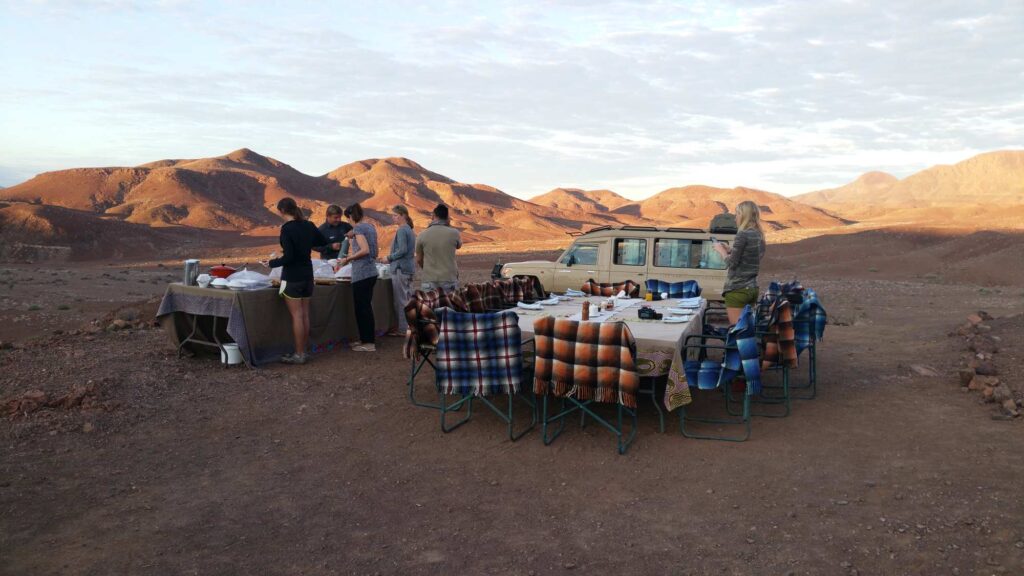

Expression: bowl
xmin=211 ymin=278 xmax=230 ymax=289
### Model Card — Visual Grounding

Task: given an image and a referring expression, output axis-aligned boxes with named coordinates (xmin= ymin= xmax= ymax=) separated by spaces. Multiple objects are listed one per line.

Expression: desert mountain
xmin=614 ymin=185 xmax=850 ymax=231
xmin=530 ymin=188 xmax=634 ymax=213
xmin=794 ymin=151 xmax=1024 ymax=226
xmin=795 ymin=171 xmax=898 ymax=208
xmin=0 ymin=150 xmax=614 ymax=251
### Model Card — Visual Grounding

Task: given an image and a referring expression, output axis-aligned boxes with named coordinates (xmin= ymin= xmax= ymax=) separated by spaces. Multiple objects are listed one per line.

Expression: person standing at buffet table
xmin=383 ymin=205 xmax=416 ymax=336
xmin=313 ymin=204 xmax=350 ymax=260
xmin=415 ymin=203 xmax=461 ymax=292
xmin=267 ymin=197 xmax=329 ymax=365
xmin=339 ymin=203 xmax=379 ymax=352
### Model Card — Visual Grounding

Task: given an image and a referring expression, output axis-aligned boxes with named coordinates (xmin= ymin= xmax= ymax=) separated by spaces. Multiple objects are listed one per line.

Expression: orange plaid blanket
xmin=532 ymin=317 xmax=639 ymax=408
xmin=580 ymin=278 xmax=640 ymax=298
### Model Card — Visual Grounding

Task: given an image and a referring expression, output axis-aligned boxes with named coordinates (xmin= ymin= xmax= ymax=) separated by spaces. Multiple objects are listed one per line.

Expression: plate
xmin=662 ymin=316 xmax=688 ymax=323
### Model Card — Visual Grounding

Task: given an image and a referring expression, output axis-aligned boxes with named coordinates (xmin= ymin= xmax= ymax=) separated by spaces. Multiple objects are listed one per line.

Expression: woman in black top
xmin=267 ymin=197 xmax=328 ymax=365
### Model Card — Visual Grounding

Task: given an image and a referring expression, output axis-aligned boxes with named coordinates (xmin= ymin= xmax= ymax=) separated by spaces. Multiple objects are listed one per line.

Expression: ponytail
xmin=276 ymin=197 xmax=305 ymax=221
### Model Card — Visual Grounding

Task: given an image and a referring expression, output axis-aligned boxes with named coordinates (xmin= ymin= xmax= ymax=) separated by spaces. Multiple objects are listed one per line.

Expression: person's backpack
xmin=710 ymin=212 xmax=738 ymax=234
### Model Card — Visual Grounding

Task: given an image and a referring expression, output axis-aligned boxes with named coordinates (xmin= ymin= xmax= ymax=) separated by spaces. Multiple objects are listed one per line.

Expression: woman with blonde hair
xmin=713 ymin=201 xmax=766 ymax=324
xmin=383 ymin=205 xmax=416 ymax=336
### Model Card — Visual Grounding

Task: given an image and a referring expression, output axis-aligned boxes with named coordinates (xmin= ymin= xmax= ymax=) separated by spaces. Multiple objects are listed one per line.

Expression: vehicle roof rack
xmin=666 ymin=227 xmax=706 ymax=233
xmin=621 ymin=225 xmax=658 ymax=231
xmin=580 ymin=225 xmax=613 ymax=235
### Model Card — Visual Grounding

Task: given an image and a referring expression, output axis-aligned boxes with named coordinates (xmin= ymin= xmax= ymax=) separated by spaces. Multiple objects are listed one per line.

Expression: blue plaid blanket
xmin=434 ymin=307 xmax=523 ymax=397
xmin=685 ymin=304 xmax=762 ymax=394
xmin=646 ymin=279 xmax=702 ymax=299
xmin=793 ymin=288 xmax=826 ymax=354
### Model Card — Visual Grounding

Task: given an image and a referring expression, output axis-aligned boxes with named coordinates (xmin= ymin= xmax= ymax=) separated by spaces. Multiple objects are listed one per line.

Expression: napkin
xmin=538 ymin=297 xmax=560 ymax=306
xmin=616 ymin=290 xmax=628 ymax=299
xmin=565 ymin=289 xmax=585 ymax=297
xmin=517 ymin=301 xmax=543 ymax=310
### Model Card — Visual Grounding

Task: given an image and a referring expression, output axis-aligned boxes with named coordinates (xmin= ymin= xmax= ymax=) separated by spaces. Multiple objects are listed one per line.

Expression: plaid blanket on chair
xmin=434 ymin=307 xmax=523 ymax=396
xmin=403 ymin=296 xmax=439 ymax=359
xmin=416 ymin=287 xmax=469 ymax=313
xmin=685 ymin=305 xmax=763 ymax=394
xmin=645 ymin=279 xmax=702 ymax=299
xmin=479 ymin=282 xmax=505 ymax=310
xmin=793 ymin=288 xmax=826 ymax=354
xmin=532 ymin=317 xmax=639 ymax=408
xmin=580 ymin=278 xmax=641 ymax=298
xmin=461 ymin=284 xmax=486 ymax=313
xmin=761 ymin=298 xmax=797 ymax=368
xmin=513 ymin=275 xmax=546 ymax=301
xmin=491 ymin=279 xmax=516 ymax=306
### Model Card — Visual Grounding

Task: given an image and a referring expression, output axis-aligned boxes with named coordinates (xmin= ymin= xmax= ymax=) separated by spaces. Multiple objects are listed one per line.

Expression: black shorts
xmin=280 ymin=279 xmax=314 ymax=299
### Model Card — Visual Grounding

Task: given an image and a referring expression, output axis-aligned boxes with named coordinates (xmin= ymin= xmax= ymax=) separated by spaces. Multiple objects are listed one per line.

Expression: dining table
xmin=515 ymin=295 xmax=708 ymax=409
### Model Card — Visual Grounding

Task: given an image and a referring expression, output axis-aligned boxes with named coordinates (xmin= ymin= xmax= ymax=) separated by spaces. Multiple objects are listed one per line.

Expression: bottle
xmin=581 ymin=299 xmax=590 ymax=321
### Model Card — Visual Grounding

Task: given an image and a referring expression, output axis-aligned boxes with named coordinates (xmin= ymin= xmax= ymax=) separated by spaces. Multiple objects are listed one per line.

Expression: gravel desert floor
xmin=2 ymin=237 xmax=1023 ymax=576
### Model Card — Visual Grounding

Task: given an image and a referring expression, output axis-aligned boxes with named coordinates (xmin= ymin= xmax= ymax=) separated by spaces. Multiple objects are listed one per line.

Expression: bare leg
xmin=726 ymin=306 xmax=742 ymax=326
xmin=300 ymin=298 xmax=312 ymax=355
xmin=285 ymin=297 xmax=304 ymax=356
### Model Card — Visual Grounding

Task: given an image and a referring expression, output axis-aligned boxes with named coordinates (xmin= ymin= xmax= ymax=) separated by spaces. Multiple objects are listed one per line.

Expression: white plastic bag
xmin=226 ymin=268 xmax=272 ymax=290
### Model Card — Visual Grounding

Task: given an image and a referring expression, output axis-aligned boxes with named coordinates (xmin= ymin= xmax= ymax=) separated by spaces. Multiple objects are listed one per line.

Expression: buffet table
xmin=157 ymin=280 xmax=395 ymax=367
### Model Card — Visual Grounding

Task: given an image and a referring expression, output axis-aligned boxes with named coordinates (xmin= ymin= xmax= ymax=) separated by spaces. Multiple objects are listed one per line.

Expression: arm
xmin=454 ymin=230 xmax=462 ymax=250
xmin=389 ymin=228 xmax=410 ymax=262
xmin=268 ymin=231 xmax=296 ymax=269
xmin=342 ymin=234 xmax=371 ymax=264
xmin=725 ymin=231 xmax=748 ymax=269
xmin=415 ymin=237 xmax=424 ymax=268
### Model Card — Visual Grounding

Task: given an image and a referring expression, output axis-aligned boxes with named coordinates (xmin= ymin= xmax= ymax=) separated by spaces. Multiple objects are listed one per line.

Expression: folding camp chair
xmin=731 ymin=297 xmax=794 ymax=418
xmin=679 ymin=304 xmax=761 ymax=442
xmin=645 ymin=279 xmax=702 ymax=299
xmin=789 ymin=288 xmax=826 ymax=399
xmin=404 ymin=296 xmax=448 ymax=410
xmin=432 ymin=307 xmax=537 ymax=440
xmin=533 ymin=317 xmax=640 ymax=454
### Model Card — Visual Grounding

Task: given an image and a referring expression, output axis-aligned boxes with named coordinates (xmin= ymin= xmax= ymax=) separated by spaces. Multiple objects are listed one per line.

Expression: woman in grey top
xmin=713 ymin=201 xmax=766 ymax=324
xmin=339 ymin=203 xmax=379 ymax=352
xmin=383 ymin=205 xmax=416 ymax=336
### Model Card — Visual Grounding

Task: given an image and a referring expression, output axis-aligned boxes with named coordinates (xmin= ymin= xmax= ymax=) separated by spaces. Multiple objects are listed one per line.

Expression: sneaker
xmin=281 ymin=353 xmax=308 ymax=365
xmin=352 ymin=344 xmax=376 ymax=352
xmin=349 ymin=340 xmax=363 ymax=349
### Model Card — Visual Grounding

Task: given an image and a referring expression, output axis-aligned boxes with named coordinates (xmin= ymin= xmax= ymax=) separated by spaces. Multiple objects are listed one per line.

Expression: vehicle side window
xmin=699 ymin=240 xmax=728 ymax=269
xmin=560 ymin=243 xmax=599 ymax=266
xmin=613 ymin=238 xmax=647 ymax=266
xmin=653 ymin=238 xmax=692 ymax=268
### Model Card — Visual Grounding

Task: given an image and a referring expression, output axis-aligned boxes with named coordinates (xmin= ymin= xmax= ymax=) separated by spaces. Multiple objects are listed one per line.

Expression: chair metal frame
xmin=541 ymin=394 xmax=638 ymax=455
xmin=677 ymin=333 xmax=752 ymax=442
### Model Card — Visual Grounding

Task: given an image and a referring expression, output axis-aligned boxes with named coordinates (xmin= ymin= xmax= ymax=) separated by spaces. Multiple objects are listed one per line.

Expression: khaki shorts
xmin=723 ymin=287 xmax=759 ymax=308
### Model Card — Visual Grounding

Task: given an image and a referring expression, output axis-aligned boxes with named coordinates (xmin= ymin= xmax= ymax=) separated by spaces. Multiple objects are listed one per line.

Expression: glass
xmin=613 ymin=238 xmax=647 ymax=266
xmin=699 ymin=241 xmax=728 ymax=269
xmin=653 ymin=239 xmax=692 ymax=268
xmin=560 ymin=244 xmax=599 ymax=266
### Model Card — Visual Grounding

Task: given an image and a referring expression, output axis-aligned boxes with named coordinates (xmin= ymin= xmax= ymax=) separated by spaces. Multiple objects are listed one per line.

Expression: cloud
xmin=0 ymin=0 xmax=1022 ymax=197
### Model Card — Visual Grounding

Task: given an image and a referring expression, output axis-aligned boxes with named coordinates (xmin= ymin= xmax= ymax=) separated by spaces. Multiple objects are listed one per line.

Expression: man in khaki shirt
xmin=415 ymin=204 xmax=462 ymax=292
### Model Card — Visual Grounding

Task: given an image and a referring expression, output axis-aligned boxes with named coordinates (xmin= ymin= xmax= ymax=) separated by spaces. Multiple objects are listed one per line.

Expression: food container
xmin=211 ymin=278 xmax=230 ymax=289
xmin=196 ymin=273 xmax=212 ymax=288
xmin=210 ymin=264 xmax=237 ymax=279
xmin=183 ymin=259 xmax=200 ymax=286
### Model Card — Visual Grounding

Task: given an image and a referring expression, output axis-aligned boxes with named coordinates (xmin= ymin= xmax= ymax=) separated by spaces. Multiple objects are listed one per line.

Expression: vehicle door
xmin=552 ymin=241 xmax=606 ymax=292
xmin=608 ymin=236 xmax=649 ymax=289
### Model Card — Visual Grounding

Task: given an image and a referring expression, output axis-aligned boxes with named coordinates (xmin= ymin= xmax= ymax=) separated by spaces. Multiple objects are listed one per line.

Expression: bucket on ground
xmin=221 ymin=343 xmax=242 ymax=365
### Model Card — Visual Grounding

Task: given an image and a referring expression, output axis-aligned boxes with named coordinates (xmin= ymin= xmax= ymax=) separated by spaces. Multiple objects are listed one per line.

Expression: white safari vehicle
xmin=495 ymin=224 xmax=737 ymax=300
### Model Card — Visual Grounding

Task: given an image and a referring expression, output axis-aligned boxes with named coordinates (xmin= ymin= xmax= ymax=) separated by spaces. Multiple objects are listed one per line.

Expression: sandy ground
xmin=1 ymin=235 xmax=1023 ymax=575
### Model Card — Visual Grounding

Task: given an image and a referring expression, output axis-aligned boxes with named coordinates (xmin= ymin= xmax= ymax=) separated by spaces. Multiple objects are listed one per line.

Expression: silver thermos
xmin=183 ymin=259 xmax=200 ymax=285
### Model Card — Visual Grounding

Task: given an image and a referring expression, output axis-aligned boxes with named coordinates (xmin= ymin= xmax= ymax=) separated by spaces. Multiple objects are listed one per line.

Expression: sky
xmin=1 ymin=0 xmax=1022 ymax=199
